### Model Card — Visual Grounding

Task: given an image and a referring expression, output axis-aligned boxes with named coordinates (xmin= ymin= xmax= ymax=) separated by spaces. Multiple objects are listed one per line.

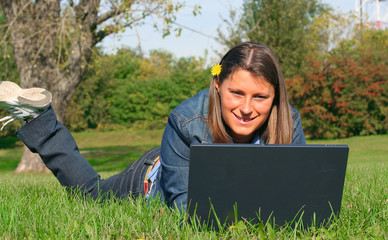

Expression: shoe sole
xmin=0 ymin=81 xmax=52 ymax=108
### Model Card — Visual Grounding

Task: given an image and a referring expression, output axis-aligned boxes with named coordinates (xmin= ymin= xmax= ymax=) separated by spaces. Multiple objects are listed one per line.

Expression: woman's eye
xmin=231 ymin=91 xmax=242 ymax=96
xmin=254 ymin=95 xmax=266 ymax=100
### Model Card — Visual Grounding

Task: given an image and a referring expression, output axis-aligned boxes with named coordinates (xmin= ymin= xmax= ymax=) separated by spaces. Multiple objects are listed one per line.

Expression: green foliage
xmin=305 ymin=10 xmax=356 ymax=61
xmin=61 ymin=10 xmax=386 ymax=139
xmin=217 ymin=2 xmax=387 ymax=138
xmin=0 ymin=9 xmax=21 ymax=137
xmin=218 ymin=0 xmax=329 ymax=78
xmin=0 ymin=8 xmax=19 ymax=81
xmin=64 ymin=29 xmax=388 ymax=139
xmin=65 ymin=48 xmax=210 ymax=131
xmin=287 ymin=29 xmax=388 ymax=138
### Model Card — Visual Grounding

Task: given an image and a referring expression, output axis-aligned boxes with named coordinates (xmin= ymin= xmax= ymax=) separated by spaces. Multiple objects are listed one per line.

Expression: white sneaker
xmin=0 ymin=81 xmax=52 ymax=130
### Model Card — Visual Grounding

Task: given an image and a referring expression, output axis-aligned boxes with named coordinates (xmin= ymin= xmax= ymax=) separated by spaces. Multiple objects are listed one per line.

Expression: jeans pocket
xmin=117 ymin=147 xmax=161 ymax=198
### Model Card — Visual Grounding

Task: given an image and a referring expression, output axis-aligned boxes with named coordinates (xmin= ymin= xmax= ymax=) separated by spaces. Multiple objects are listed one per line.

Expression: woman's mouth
xmin=233 ymin=113 xmax=257 ymax=123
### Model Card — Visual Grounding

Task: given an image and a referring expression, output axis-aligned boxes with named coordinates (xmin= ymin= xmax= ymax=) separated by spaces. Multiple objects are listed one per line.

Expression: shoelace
xmin=0 ymin=116 xmax=15 ymax=131
xmin=0 ymin=116 xmax=16 ymax=130
xmin=0 ymin=107 xmax=33 ymax=130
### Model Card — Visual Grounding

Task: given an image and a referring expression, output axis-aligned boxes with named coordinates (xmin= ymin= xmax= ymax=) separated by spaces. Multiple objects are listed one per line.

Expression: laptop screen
xmin=187 ymin=144 xmax=349 ymax=228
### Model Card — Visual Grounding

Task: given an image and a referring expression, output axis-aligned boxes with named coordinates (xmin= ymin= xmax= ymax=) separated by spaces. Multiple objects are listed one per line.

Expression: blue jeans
xmin=16 ymin=106 xmax=160 ymax=199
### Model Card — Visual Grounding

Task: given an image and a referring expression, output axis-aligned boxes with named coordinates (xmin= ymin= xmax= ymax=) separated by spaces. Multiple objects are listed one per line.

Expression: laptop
xmin=187 ymin=144 xmax=349 ymax=228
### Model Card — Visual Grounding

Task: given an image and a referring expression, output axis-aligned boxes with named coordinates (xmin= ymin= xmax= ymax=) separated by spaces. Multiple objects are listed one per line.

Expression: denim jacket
xmin=150 ymin=89 xmax=306 ymax=211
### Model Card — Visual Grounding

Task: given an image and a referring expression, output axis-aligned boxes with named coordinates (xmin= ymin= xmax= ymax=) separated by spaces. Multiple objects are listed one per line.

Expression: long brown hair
xmin=208 ymin=42 xmax=292 ymax=144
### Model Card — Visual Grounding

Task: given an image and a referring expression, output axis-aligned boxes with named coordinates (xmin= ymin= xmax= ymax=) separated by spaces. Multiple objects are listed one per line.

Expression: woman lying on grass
xmin=0 ymin=42 xmax=305 ymax=211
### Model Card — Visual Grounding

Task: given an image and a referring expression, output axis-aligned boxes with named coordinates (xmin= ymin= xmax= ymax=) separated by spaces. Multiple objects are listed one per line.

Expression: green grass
xmin=0 ymin=132 xmax=387 ymax=239
xmin=0 ymin=129 xmax=164 ymax=172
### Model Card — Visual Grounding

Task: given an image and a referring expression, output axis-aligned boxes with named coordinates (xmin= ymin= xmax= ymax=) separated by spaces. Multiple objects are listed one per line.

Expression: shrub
xmin=287 ymin=54 xmax=388 ymax=138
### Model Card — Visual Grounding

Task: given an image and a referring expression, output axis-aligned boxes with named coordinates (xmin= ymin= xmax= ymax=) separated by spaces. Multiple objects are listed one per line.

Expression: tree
xmin=65 ymin=48 xmax=209 ymax=131
xmin=0 ymin=12 xmax=21 ymax=138
xmin=300 ymin=10 xmax=354 ymax=64
xmin=0 ymin=0 xmax=199 ymax=172
xmin=286 ymin=28 xmax=388 ymax=138
xmin=218 ymin=0 xmax=329 ymax=78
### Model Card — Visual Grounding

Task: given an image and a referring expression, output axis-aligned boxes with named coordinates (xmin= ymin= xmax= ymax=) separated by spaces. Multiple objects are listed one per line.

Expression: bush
xmin=66 ymin=30 xmax=387 ymax=139
xmin=65 ymin=49 xmax=210 ymax=131
xmin=287 ymin=53 xmax=388 ymax=138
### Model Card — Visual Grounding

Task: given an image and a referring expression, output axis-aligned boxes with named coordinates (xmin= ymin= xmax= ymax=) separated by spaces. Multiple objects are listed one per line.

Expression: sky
xmin=99 ymin=0 xmax=386 ymax=64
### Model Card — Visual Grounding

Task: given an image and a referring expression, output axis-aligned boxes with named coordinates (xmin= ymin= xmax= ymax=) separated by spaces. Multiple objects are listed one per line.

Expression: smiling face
xmin=215 ymin=69 xmax=275 ymax=143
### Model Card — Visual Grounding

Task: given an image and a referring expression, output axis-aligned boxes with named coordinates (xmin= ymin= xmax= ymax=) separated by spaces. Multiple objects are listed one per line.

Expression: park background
xmin=0 ymin=0 xmax=386 ymax=139
xmin=0 ymin=0 xmax=387 ymax=239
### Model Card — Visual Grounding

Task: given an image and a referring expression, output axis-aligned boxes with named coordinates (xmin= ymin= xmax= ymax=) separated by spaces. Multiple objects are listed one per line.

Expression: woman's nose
xmin=240 ymin=98 xmax=252 ymax=114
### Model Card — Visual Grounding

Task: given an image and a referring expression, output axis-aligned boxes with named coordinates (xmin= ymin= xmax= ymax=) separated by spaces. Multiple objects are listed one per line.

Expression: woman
xmin=0 ymin=42 xmax=305 ymax=211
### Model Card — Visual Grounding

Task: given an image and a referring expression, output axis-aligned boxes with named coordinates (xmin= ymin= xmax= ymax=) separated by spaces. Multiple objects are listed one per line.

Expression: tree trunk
xmin=0 ymin=0 xmax=176 ymax=173
xmin=0 ymin=0 xmax=99 ymax=172
xmin=14 ymin=146 xmax=50 ymax=173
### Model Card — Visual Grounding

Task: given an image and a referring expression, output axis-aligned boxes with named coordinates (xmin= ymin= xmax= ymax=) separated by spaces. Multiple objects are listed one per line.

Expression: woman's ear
xmin=215 ymin=80 xmax=220 ymax=93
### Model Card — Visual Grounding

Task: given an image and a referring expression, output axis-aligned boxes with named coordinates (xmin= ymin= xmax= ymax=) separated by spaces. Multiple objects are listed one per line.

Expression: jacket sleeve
xmin=291 ymin=108 xmax=306 ymax=144
xmin=156 ymin=112 xmax=191 ymax=211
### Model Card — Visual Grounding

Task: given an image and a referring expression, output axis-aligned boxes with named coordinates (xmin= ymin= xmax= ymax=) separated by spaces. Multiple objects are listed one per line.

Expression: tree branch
xmin=134 ymin=23 xmax=142 ymax=56
xmin=0 ymin=1 xmax=32 ymax=45
xmin=94 ymin=17 xmax=146 ymax=45
xmin=94 ymin=26 xmax=116 ymax=44
xmin=94 ymin=4 xmax=163 ymax=45
xmin=73 ymin=0 xmax=93 ymax=21
xmin=96 ymin=0 xmax=139 ymax=25
xmin=172 ymin=21 xmax=218 ymax=40
xmin=96 ymin=7 xmax=125 ymax=25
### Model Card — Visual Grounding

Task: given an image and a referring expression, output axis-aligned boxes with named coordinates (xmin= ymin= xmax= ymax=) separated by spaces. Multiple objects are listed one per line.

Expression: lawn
xmin=0 ymin=131 xmax=387 ymax=239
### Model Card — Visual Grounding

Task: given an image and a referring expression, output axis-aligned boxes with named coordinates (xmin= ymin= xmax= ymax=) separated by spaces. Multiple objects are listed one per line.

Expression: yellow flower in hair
xmin=211 ymin=63 xmax=222 ymax=76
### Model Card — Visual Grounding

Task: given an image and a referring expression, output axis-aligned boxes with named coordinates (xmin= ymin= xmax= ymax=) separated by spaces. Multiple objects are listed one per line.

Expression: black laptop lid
xmin=187 ymin=144 xmax=349 ymax=227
